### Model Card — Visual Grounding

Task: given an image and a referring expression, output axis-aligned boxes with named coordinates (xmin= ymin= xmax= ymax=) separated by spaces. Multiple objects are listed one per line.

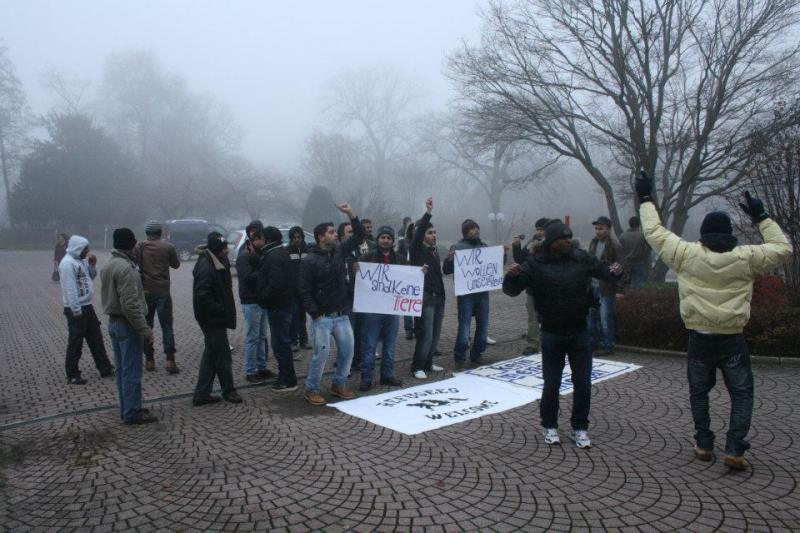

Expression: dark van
xmin=164 ymin=219 xmax=221 ymax=261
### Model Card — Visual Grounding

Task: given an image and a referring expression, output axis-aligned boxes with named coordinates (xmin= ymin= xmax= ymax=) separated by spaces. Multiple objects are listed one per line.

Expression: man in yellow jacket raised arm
xmin=635 ymin=172 xmax=791 ymax=471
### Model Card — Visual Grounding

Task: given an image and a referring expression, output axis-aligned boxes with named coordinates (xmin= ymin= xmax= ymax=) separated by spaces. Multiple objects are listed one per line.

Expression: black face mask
xmin=700 ymin=233 xmax=738 ymax=253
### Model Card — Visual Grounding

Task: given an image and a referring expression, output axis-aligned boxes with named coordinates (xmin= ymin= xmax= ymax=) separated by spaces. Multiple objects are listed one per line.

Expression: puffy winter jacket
xmin=503 ymin=246 xmax=621 ymax=334
xmin=193 ymin=249 xmax=236 ymax=329
xmin=299 ymin=217 xmax=365 ymax=319
xmin=100 ymin=250 xmax=151 ymax=338
xmin=257 ymin=242 xmax=294 ymax=309
xmin=640 ymin=202 xmax=791 ymax=334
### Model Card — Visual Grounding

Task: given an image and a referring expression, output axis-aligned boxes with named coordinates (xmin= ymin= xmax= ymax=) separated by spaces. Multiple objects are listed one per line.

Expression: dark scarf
xmin=700 ymin=233 xmax=738 ymax=253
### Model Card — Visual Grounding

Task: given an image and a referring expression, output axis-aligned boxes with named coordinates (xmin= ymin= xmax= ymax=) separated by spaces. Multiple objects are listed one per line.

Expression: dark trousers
xmin=687 ymin=331 xmax=754 ymax=455
xmin=350 ymin=311 xmax=366 ymax=367
xmin=540 ymin=328 xmax=592 ymax=431
xmin=266 ymin=306 xmax=298 ymax=387
xmin=144 ymin=292 xmax=176 ymax=361
xmin=194 ymin=326 xmax=235 ymax=399
xmin=404 ymin=315 xmax=414 ymax=336
xmin=289 ymin=295 xmax=308 ymax=346
xmin=412 ymin=297 xmax=444 ymax=372
xmin=64 ymin=305 xmax=112 ymax=379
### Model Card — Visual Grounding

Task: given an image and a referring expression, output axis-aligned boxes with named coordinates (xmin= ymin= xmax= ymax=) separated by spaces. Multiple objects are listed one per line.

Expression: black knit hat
xmin=461 ymin=219 xmax=479 ymax=238
xmin=543 ymin=219 xmax=573 ymax=249
xmin=113 ymin=228 xmax=136 ymax=251
xmin=377 ymin=225 xmax=395 ymax=239
xmin=207 ymin=231 xmax=226 ymax=255
xmin=700 ymin=211 xmax=732 ymax=236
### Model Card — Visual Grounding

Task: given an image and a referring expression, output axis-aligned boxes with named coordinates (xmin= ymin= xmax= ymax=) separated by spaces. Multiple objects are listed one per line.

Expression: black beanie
xmin=207 ymin=231 xmax=226 ymax=255
xmin=542 ymin=219 xmax=573 ymax=250
xmin=461 ymin=219 xmax=479 ymax=238
xmin=113 ymin=228 xmax=136 ymax=251
xmin=377 ymin=225 xmax=395 ymax=239
xmin=700 ymin=211 xmax=732 ymax=236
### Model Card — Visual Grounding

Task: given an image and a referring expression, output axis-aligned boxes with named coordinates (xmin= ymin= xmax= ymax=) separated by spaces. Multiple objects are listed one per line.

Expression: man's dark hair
xmin=314 ymin=222 xmax=334 ymax=243
xmin=362 ymin=218 xmax=372 ymax=225
xmin=246 ymin=220 xmax=264 ymax=237
xmin=263 ymin=226 xmax=282 ymax=243
xmin=337 ymin=221 xmax=351 ymax=240
xmin=402 ymin=216 xmax=412 ymax=225
xmin=289 ymin=226 xmax=304 ymax=239
xmin=629 ymin=216 xmax=641 ymax=229
xmin=250 ymin=228 xmax=264 ymax=241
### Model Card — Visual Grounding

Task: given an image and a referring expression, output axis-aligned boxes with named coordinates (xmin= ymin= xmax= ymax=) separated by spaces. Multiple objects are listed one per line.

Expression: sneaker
xmin=430 ymin=364 xmax=444 ymax=372
xmin=223 ymin=390 xmax=243 ymax=403
xmin=246 ymin=374 xmax=267 ymax=384
xmin=359 ymin=382 xmax=372 ymax=392
xmin=413 ymin=370 xmax=428 ymax=379
xmin=145 ymin=359 xmax=156 ymax=372
xmin=124 ymin=412 xmax=158 ymax=425
xmin=258 ymin=369 xmax=275 ymax=379
xmin=305 ymin=391 xmax=326 ymax=405
xmin=165 ymin=360 xmax=180 ymax=374
xmin=380 ymin=376 xmax=403 ymax=387
xmin=192 ymin=395 xmax=222 ymax=407
xmin=68 ymin=377 xmax=87 ymax=385
xmin=330 ymin=384 xmax=356 ymax=399
xmin=543 ymin=428 xmax=561 ymax=445
xmin=694 ymin=446 xmax=714 ymax=462
xmin=723 ymin=454 xmax=748 ymax=471
xmin=272 ymin=382 xmax=298 ymax=392
xmin=571 ymin=430 xmax=592 ymax=449
xmin=486 ymin=336 xmax=497 ymax=345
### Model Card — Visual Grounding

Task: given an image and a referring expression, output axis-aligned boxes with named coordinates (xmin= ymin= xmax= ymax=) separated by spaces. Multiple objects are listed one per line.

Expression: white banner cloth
xmin=353 ymin=263 xmax=425 ymax=317
xmin=452 ymin=245 xmax=505 ymax=296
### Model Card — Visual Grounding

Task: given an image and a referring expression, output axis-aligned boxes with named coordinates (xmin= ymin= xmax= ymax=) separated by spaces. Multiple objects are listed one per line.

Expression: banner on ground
xmin=330 ymin=374 xmax=540 ymax=435
xmin=465 ymin=354 xmax=641 ymax=393
xmin=453 ymin=245 xmax=504 ymax=296
xmin=353 ymin=263 xmax=425 ymax=317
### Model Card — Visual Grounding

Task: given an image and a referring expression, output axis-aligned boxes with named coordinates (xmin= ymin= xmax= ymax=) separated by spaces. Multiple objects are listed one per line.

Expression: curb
xmin=615 ymin=344 xmax=800 ymax=366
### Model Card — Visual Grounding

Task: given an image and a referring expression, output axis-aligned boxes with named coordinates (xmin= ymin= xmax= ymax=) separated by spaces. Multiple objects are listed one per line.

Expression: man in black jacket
xmin=192 ymin=232 xmax=242 ymax=406
xmin=235 ymin=229 xmax=271 ymax=384
xmin=409 ymin=198 xmax=446 ymax=379
xmin=356 ymin=225 xmax=406 ymax=391
xmin=287 ymin=226 xmax=310 ymax=352
xmin=503 ymin=220 xmax=622 ymax=449
xmin=300 ymin=202 xmax=364 ymax=405
xmin=257 ymin=226 xmax=298 ymax=391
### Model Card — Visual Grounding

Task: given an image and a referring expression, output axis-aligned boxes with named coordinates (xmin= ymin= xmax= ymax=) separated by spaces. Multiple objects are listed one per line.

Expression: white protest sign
xmin=330 ymin=374 xmax=540 ymax=435
xmin=353 ymin=263 xmax=425 ymax=317
xmin=453 ymin=245 xmax=504 ymax=296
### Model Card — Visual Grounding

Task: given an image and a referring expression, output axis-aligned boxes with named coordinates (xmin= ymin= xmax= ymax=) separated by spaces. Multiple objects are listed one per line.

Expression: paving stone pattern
xmin=1 ymin=250 xmax=799 ymax=531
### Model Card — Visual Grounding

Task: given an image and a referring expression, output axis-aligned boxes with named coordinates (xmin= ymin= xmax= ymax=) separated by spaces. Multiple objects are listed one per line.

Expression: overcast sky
xmin=1 ymin=0 xmax=485 ymax=172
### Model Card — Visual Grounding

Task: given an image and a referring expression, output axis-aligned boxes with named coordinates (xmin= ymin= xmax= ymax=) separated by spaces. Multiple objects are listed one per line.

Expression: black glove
xmin=635 ymin=171 xmax=653 ymax=203
xmin=738 ymin=191 xmax=769 ymax=224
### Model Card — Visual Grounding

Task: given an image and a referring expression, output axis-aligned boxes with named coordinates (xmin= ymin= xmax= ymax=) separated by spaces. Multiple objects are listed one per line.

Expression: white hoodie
xmin=58 ymin=235 xmax=97 ymax=314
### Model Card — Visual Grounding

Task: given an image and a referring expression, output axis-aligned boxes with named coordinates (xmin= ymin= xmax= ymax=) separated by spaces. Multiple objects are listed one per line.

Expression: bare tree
xmin=41 ymin=68 xmax=92 ymax=115
xmin=0 ymin=42 xmax=30 ymax=227
xmin=449 ymin=0 xmax=800 ymax=278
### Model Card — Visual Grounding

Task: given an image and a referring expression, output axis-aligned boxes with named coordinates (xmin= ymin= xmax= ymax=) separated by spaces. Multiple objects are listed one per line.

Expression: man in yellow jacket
xmin=635 ymin=173 xmax=791 ymax=470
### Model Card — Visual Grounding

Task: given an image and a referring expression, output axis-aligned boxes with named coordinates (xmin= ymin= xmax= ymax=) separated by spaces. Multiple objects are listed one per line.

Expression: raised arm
xmin=737 ymin=191 xmax=792 ymax=274
xmin=636 ymin=172 xmax=692 ymax=273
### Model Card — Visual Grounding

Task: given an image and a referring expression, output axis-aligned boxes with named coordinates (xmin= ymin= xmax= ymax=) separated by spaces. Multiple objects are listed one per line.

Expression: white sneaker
xmin=430 ymin=364 xmax=444 ymax=372
xmin=486 ymin=336 xmax=497 ymax=345
xmin=413 ymin=370 xmax=428 ymax=379
xmin=543 ymin=428 xmax=560 ymax=445
xmin=571 ymin=430 xmax=592 ymax=449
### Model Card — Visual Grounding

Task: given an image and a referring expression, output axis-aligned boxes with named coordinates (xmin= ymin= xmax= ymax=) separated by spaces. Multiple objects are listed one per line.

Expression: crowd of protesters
xmin=53 ymin=179 xmax=791 ymax=470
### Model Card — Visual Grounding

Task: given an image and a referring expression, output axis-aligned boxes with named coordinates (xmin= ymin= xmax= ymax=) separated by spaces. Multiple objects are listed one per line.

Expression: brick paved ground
xmin=1 ymin=250 xmax=799 ymax=531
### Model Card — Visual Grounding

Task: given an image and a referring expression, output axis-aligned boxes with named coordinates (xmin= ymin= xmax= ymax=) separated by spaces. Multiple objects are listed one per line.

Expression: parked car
xmin=165 ymin=219 xmax=226 ymax=261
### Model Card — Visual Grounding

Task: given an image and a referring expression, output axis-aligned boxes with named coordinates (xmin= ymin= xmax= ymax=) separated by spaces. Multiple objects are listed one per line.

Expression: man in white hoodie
xmin=58 ymin=235 xmax=114 ymax=384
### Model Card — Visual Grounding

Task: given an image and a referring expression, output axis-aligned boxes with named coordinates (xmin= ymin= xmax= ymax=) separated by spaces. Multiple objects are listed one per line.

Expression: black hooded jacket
xmin=299 ymin=217 xmax=365 ymax=319
xmin=257 ymin=242 xmax=294 ymax=309
xmin=409 ymin=212 xmax=445 ymax=302
xmin=503 ymin=245 xmax=621 ymax=334
xmin=193 ymin=250 xmax=236 ymax=329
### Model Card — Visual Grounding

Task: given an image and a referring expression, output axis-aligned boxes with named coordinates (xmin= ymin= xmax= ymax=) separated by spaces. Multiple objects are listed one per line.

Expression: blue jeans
xmin=241 ymin=303 xmax=268 ymax=374
xmin=289 ymin=296 xmax=308 ymax=346
xmin=412 ymin=297 xmax=445 ymax=372
xmin=540 ymin=328 xmax=592 ymax=431
xmin=360 ymin=313 xmax=400 ymax=383
xmin=454 ymin=292 xmax=489 ymax=362
xmin=629 ymin=263 xmax=647 ymax=289
xmin=687 ymin=331 xmax=753 ymax=455
xmin=266 ymin=306 xmax=297 ymax=387
xmin=108 ymin=318 xmax=144 ymax=423
xmin=305 ymin=315 xmax=354 ymax=393
xmin=144 ymin=292 xmax=176 ymax=360
xmin=587 ymin=286 xmax=615 ymax=351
